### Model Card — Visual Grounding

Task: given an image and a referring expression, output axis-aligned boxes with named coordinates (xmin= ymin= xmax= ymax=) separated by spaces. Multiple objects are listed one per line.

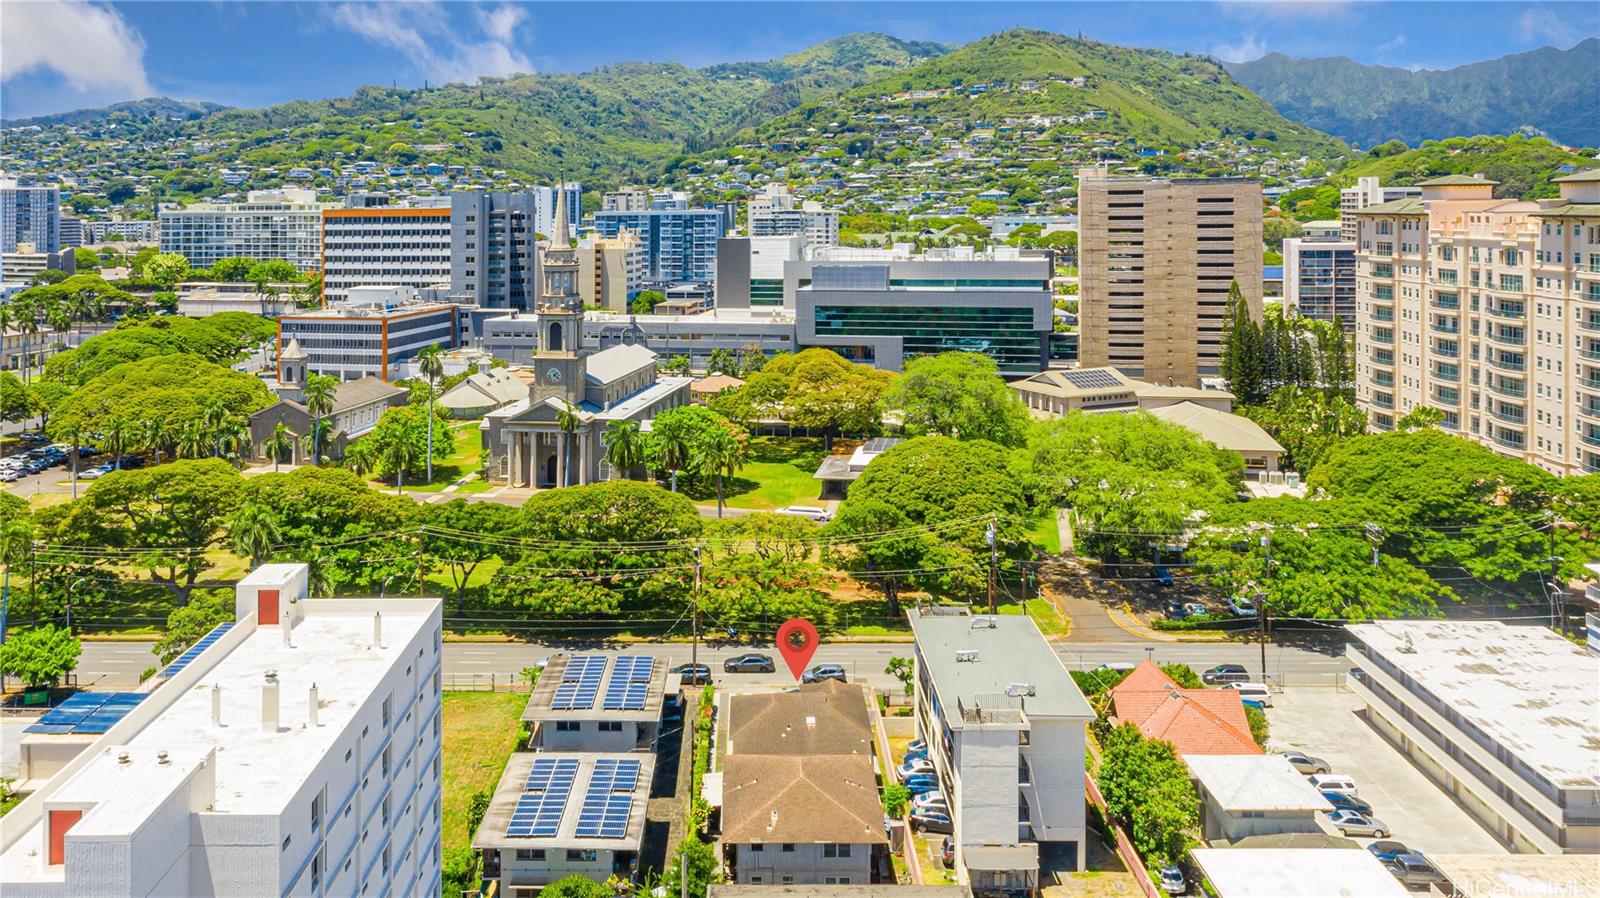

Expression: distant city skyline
xmin=2 ymin=1 xmax=1597 ymax=120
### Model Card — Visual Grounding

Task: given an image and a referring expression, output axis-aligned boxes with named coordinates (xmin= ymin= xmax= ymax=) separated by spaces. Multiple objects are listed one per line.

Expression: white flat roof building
xmin=909 ymin=608 xmax=1094 ymax=893
xmin=1346 ymin=621 xmax=1600 ymax=855
xmin=1183 ymin=754 xmax=1334 ymax=844
xmin=1189 ymin=848 xmax=1409 ymax=897
xmin=0 ymin=563 xmax=445 ymax=897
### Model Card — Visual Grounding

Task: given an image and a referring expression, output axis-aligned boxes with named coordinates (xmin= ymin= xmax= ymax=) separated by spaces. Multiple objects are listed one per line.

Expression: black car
xmin=723 ymin=653 xmax=776 ymax=673
xmin=673 ymin=663 xmax=711 ymax=685
xmin=801 ymin=664 xmax=847 ymax=684
xmin=909 ymin=809 xmax=953 ymax=834
xmin=1201 ymin=663 xmax=1251 ymax=685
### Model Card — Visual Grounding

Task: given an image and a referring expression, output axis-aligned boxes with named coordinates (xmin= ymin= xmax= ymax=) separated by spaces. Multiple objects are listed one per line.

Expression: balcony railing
xmin=1372 ymin=309 xmax=1395 ymax=323
xmin=1583 ymin=431 xmax=1600 ymax=449
xmin=1489 ymin=330 xmax=1526 ymax=346
xmin=1489 ymin=303 xmax=1526 ymax=319
xmin=1370 ymin=331 xmax=1394 ymax=345
xmin=1433 ymin=389 xmax=1460 ymax=405
xmin=1488 ymin=354 xmax=1527 ymax=373
xmin=1493 ymin=431 xmax=1528 ymax=450
xmin=1489 ymin=405 xmax=1526 ymax=425
xmin=1580 ymin=399 xmax=1600 ymax=419
xmin=1373 ymin=372 xmax=1395 ymax=387
xmin=1430 ymin=296 xmax=1460 ymax=310
xmin=1580 ymin=318 xmax=1600 ymax=332
xmin=1488 ymin=379 xmax=1526 ymax=399
xmin=1430 ymin=321 xmax=1459 ymax=335
xmin=1433 ymin=345 xmax=1460 ymax=358
xmin=1433 ymin=366 xmax=1460 ymax=383
xmin=1581 ymin=346 xmax=1600 ymax=362
xmin=1372 ymin=396 xmax=1395 ymax=410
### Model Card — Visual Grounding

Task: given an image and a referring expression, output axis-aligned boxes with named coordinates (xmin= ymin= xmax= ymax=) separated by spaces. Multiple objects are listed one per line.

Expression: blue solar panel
xmin=25 ymin=692 xmax=148 ymax=734
xmin=575 ymin=758 xmax=639 ymax=838
xmin=603 ymin=656 xmax=654 ymax=710
xmin=506 ymin=757 xmax=578 ymax=838
xmin=551 ymin=655 xmax=607 ymax=710
xmin=158 ymin=622 xmax=234 ymax=677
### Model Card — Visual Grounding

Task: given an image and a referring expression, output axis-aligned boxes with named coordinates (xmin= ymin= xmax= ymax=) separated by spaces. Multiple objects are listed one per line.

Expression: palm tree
xmin=302 ymin=374 xmax=338 ymax=466
xmin=263 ymin=422 xmax=295 ymax=471
xmin=0 ymin=514 xmax=34 ymax=680
xmin=696 ymin=424 xmax=747 ymax=518
xmin=46 ymin=303 xmax=71 ymax=352
xmin=200 ymin=399 xmax=229 ymax=458
xmin=230 ymin=501 xmax=281 ymax=569
xmin=603 ymin=420 xmax=645 ymax=480
xmin=176 ymin=419 xmax=208 ymax=459
xmin=142 ymin=418 xmax=171 ymax=465
xmin=345 ymin=438 xmax=378 ymax=480
xmin=217 ymin=415 xmax=251 ymax=467
xmin=656 ymin=426 xmax=691 ymax=493
xmin=384 ymin=433 xmax=416 ymax=494
xmin=556 ymin=404 xmax=583 ymax=487
xmin=102 ymin=415 xmax=135 ymax=470
xmin=416 ymin=344 xmax=445 ymax=484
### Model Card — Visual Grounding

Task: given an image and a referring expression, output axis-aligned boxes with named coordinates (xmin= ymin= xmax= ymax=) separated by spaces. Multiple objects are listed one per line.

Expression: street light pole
xmin=1257 ymin=531 xmax=1272 ymax=683
xmin=691 ymin=545 xmax=702 ymax=670
xmin=985 ymin=517 xmax=998 ymax=615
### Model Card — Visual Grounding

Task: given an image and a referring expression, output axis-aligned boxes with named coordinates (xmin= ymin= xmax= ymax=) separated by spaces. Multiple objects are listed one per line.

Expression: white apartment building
xmin=1345 ymin=621 xmax=1600 ymax=855
xmin=159 ymin=189 xmax=329 ymax=271
xmin=320 ymin=206 xmax=452 ymax=304
xmin=1340 ymin=176 xmax=1421 ymax=241
xmin=750 ymin=205 xmax=840 ymax=249
xmin=1282 ymin=235 xmax=1357 ymax=329
xmin=1 ymin=179 xmax=61 ymax=254
xmin=531 ymin=184 xmax=582 ymax=242
xmin=577 ymin=231 xmax=646 ymax=311
xmin=0 ymin=563 xmax=445 ymax=897
xmin=1351 ymin=170 xmax=1600 ymax=474
xmin=909 ymin=608 xmax=1094 ymax=893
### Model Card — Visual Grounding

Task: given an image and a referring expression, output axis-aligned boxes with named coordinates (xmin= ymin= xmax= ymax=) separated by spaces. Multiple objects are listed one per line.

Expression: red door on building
xmin=258 ymin=589 xmax=279 ymax=625
xmin=48 ymin=809 xmax=82 ymax=865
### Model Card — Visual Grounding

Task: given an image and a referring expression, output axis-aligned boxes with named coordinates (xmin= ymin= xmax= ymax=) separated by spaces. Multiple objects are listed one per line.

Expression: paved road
xmin=72 ymin=637 xmax=1349 ymax=692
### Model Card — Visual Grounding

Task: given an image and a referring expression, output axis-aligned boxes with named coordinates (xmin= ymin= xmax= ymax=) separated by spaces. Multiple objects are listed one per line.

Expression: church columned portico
xmin=503 ymin=425 xmax=593 ymax=488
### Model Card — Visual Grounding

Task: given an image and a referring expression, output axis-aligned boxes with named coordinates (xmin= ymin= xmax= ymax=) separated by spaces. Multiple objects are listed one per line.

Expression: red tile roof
xmin=1108 ymin=660 xmax=1262 ymax=756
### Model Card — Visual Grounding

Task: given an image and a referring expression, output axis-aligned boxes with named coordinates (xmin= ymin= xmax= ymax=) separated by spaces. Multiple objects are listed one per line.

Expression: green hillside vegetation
xmin=704 ymin=33 xmax=948 ymax=102
xmin=1227 ymin=39 xmax=1599 ymax=148
xmin=2 ymin=97 xmax=229 ymax=128
xmin=738 ymin=30 xmax=1346 ymax=160
xmin=1340 ymin=135 xmax=1596 ymax=200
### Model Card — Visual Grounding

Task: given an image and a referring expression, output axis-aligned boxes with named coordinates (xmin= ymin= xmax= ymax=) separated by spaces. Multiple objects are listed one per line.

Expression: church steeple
xmin=550 ymin=180 xmax=571 ymax=249
xmin=531 ymin=173 xmax=586 ymax=403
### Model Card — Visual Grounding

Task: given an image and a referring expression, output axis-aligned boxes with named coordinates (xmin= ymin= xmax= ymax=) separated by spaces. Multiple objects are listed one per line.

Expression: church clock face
xmin=545 ymin=366 xmax=563 ymax=383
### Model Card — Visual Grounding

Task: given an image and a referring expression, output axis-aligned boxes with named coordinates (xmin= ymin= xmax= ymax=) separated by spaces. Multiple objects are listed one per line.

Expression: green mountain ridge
xmin=4 ymin=97 xmax=230 ymax=128
xmin=1227 ymin=39 xmax=1599 ymax=148
xmin=722 ymin=29 xmax=1348 ymax=161
xmin=1339 ymin=134 xmax=1596 ymax=200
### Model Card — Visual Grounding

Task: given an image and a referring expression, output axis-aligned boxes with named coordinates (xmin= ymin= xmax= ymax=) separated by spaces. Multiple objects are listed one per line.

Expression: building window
xmin=515 ymin=849 xmax=546 ymax=861
xmin=599 ymin=721 xmax=623 ymax=732
xmin=781 ymin=844 xmax=795 ymax=852
xmin=556 ymin=721 xmax=581 ymax=732
xmin=781 ymin=876 xmax=795 ymax=884
xmin=311 ymin=792 xmax=323 ymax=832
xmin=382 ymin=695 xmax=392 ymax=728
xmin=823 ymin=843 xmax=852 ymax=858
xmin=567 ymin=850 xmax=597 ymax=862
xmin=825 ymin=878 xmax=850 ymax=885
xmin=749 ymin=844 xmax=764 ymax=852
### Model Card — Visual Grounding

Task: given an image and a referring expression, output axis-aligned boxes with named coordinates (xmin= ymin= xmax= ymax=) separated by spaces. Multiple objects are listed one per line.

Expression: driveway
xmin=1268 ymin=688 xmax=1507 ymax=856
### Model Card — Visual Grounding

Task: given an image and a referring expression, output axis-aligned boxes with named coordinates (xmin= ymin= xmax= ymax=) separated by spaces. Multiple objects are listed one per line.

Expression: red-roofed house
xmin=1108 ymin=661 xmax=1262 ymax=756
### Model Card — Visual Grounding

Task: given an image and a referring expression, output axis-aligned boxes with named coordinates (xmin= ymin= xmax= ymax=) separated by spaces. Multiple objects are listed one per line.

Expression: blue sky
xmin=3 ymin=1 xmax=1597 ymax=119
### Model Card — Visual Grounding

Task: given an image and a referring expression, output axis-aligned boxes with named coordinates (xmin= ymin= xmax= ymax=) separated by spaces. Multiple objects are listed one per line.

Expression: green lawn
xmin=393 ymin=422 xmax=483 ymax=493
xmin=441 ymin=691 xmax=525 ymax=859
xmin=1028 ymin=508 xmax=1063 ymax=553
xmin=681 ymin=437 xmax=829 ymax=511
xmin=999 ymin=596 xmax=1071 ymax=637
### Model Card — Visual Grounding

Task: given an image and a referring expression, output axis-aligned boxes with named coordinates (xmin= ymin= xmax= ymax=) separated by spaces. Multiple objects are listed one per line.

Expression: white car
xmin=1226 ymin=682 xmax=1273 ymax=708
xmin=1308 ymin=773 xmax=1359 ymax=797
xmin=775 ymin=505 xmax=832 ymax=524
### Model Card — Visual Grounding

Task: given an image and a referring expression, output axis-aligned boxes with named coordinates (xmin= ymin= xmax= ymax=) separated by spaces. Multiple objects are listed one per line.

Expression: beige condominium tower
xmin=1077 ymin=168 xmax=1263 ymax=387
xmin=1351 ymin=170 xmax=1600 ymax=475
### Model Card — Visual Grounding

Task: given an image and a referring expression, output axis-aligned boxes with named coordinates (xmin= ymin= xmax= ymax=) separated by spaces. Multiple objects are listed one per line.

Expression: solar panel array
xmin=551 ymin=655 xmax=607 ymax=710
xmin=602 ymin=656 xmax=656 ymax=710
xmin=158 ymin=621 xmax=234 ymax=677
xmin=575 ymin=758 xmax=641 ymax=838
xmin=1059 ymin=369 xmax=1124 ymax=390
xmin=507 ymin=757 xmax=579 ymax=838
xmin=24 ymin=692 xmax=148 ymax=734
xmin=861 ymin=437 xmax=904 ymax=454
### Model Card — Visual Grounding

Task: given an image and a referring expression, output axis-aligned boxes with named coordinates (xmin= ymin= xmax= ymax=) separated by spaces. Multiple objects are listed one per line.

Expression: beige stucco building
xmin=1351 ymin=170 xmax=1600 ymax=475
xmin=577 ymin=230 xmax=645 ymax=312
xmin=1076 ymin=168 xmax=1263 ymax=387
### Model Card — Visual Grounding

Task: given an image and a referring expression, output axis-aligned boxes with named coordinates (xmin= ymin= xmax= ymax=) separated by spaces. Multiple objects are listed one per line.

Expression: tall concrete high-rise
xmin=320 ymin=205 xmax=452 ymax=304
xmin=1 ymin=179 xmax=62 ymax=254
xmin=1352 ymin=170 xmax=1600 ymax=476
xmin=1077 ymin=168 xmax=1263 ymax=386
xmin=592 ymin=208 xmax=722 ymax=287
xmin=577 ymin=230 xmax=645 ymax=312
xmin=531 ymin=183 xmax=581 ymax=239
xmin=1340 ymin=177 xmax=1422 ymax=241
xmin=450 ymin=191 xmax=538 ymax=309
xmin=159 ymin=188 xmax=328 ymax=271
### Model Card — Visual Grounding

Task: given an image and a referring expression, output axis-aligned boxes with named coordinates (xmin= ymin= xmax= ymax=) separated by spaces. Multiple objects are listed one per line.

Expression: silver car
xmin=1326 ymin=810 xmax=1389 ymax=838
xmin=1280 ymin=751 xmax=1331 ymax=775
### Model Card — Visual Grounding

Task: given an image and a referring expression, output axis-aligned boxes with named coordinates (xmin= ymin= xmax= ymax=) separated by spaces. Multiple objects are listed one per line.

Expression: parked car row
xmin=669 ymin=657 xmax=846 ymax=685
xmin=1161 ymin=595 xmax=1257 ymax=620
xmin=1 ymin=444 xmax=95 ymax=482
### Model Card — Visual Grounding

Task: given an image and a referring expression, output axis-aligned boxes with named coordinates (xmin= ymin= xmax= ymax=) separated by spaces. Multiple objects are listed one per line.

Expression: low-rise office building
xmin=0 ymin=562 xmax=444 ymax=897
xmin=791 ymin=257 xmax=1053 ymax=374
xmin=277 ymin=287 xmax=461 ymax=381
xmin=717 ymin=235 xmax=804 ymax=309
xmin=473 ymin=752 xmax=654 ymax=897
xmin=582 ymin=308 xmax=796 ymax=370
xmin=519 ymin=654 xmax=669 ymax=753
xmin=249 ymin=344 xmax=408 ymax=462
xmin=1346 ymin=620 xmax=1600 ymax=854
xmin=909 ymin=608 xmax=1094 ymax=891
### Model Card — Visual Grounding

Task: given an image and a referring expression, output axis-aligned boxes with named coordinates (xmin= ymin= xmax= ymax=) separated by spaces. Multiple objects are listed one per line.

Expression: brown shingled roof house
xmin=718 ymin=681 xmax=889 ymax=885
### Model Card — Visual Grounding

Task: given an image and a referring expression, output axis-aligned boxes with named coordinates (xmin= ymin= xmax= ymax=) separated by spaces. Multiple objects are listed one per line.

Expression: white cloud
xmin=1212 ymin=34 xmax=1268 ymax=63
xmin=326 ymin=1 xmax=532 ymax=85
xmin=1 ymin=1 xmax=153 ymax=99
xmin=1517 ymin=8 xmax=1578 ymax=47
xmin=1376 ymin=33 xmax=1407 ymax=54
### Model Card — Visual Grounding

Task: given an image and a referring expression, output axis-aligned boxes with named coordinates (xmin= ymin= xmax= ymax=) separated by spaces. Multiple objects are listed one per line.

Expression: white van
xmin=1227 ymin=682 xmax=1272 ymax=708
xmin=1308 ymin=773 xmax=1359 ymax=797
xmin=775 ymin=505 xmax=832 ymax=524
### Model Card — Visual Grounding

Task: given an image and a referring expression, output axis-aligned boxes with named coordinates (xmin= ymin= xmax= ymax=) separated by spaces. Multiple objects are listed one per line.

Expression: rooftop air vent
xmin=1004 ymin=683 xmax=1036 ymax=697
xmin=955 ymin=650 xmax=980 ymax=663
xmin=970 ymin=616 xmax=998 ymax=630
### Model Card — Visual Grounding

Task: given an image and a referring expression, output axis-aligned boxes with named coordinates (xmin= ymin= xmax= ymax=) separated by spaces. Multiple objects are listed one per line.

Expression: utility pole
xmin=691 ymin=545 xmax=702 ymax=670
xmin=416 ymin=531 xmax=425 ymax=598
xmin=985 ymin=517 xmax=998 ymax=615
xmin=679 ymin=844 xmax=689 ymax=898
xmin=1545 ymin=511 xmax=1564 ymax=631
xmin=1365 ymin=522 xmax=1382 ymax=567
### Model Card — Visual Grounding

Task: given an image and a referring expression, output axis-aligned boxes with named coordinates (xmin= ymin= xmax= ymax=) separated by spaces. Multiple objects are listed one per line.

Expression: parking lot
xmin=1269 ymin=688 xmax=1507 ymax=856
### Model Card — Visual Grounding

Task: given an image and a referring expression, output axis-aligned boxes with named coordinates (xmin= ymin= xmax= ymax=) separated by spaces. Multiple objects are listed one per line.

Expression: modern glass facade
xmin=749 ymin=278 xmax=784 ymax=307
xmin=812 ymin=304 xmax=1044 ymax=373
xmin=1285 ymin=242 xmax=1356 ymax=328
xmin=593 ymin=209 xmax=721 ymax=285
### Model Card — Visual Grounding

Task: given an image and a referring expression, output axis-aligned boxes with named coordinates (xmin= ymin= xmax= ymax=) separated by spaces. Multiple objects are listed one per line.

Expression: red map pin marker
xmin=776 ymin=618 xmax=819 ymax=680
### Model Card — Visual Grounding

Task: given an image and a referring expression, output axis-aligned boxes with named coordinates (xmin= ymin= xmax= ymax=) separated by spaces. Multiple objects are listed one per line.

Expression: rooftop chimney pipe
xmin=373 ymin=611 xmax=384 ymax=650
xmin=212 ymin=683 xmax=224 ymax=727
xmin=262 ymin=670 xmax=280 ymax=732
xmin=308 ymin=683 xmax=320 ymax=728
